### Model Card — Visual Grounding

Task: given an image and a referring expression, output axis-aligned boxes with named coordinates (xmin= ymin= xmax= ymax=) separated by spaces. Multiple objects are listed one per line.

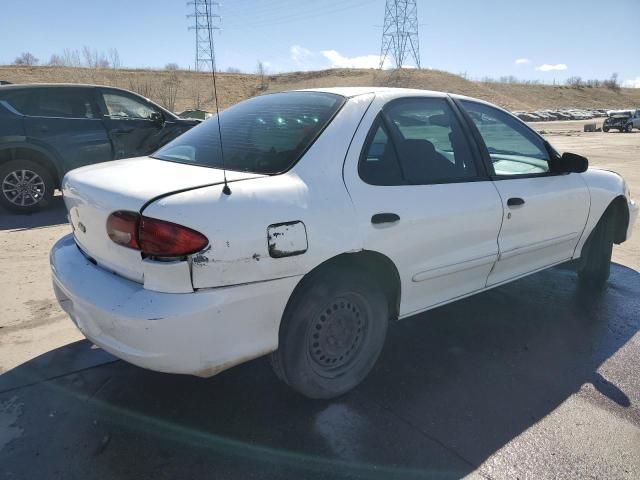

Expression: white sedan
xmin=50 ymin=88 xmax=638 ymax=399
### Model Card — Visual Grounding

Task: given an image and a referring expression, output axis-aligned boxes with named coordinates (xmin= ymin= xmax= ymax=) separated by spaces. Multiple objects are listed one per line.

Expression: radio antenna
xmin=204 ymin=0 xmax=230 ymax=195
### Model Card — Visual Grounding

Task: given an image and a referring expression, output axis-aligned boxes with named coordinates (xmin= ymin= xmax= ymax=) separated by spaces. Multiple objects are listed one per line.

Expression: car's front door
xmin=344 ymin=95 xmax=504 ymax=317
xmin=23 ymin=87 xmax=112 ymax=173
xmin=458 ymin=100 xmax=590 ymax=286
xmin=633 ymin=110 xmax=640 ymax=128
xmin=98 ymin=89 xmax=168 ymax=159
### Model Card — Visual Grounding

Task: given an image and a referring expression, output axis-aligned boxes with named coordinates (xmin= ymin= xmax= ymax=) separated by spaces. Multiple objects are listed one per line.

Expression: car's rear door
xmin=97 ymin=88 xmax=168 ymax=159
xmin=23 ymin=87 xmax=112 ymax=173
xmin=457 ymin=99 xmax=589 ymax=286
xmin=344 ymin=94 xmax=504 ymax=317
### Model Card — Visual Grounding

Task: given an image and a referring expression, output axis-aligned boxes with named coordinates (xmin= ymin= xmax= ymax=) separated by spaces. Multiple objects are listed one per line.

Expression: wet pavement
xmin=1 ymin=264 xmax=639 ymax=479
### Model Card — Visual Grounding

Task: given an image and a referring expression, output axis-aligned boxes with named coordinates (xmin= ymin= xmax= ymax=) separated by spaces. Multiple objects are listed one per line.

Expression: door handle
xmin=112 ymin=128 xmax=134 ymax=134
xmin=39 ymin=125 xmax=48 ymax=132
xmin=371 ymin=213 xmax=400 ymax=224
xmin=507 ymin=197 xmax=525 ymax=207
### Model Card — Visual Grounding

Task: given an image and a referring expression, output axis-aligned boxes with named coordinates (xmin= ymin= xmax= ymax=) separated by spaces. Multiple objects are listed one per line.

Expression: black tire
xmin=625 ymin=123 xmax=633 ymax=133
xmin=578 ymin=209 xmax=615 ymax=289
xmin=270 ymin=265 xmax=388 ymax=399
xmin=0 ymin=160 xmax=54 ymax=213
xmin=603 ymin=126 xmax=610 ymax=132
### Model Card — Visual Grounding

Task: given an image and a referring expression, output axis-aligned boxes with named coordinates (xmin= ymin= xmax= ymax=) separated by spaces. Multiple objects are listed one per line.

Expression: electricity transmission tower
xmin=379 ymin=0 xmax=421 ymax=69
xmin=187 ymin=0 xmax=221 ymax=72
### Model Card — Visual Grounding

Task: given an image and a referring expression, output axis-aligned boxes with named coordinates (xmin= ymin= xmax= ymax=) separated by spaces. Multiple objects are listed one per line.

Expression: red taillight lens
xmin=138 ymin=216 xmax=209 ymax=257
xmin=106 ymin=211 xmax=140 ymax=249
xmin=106 ymin=211 xmax=209 ymax=257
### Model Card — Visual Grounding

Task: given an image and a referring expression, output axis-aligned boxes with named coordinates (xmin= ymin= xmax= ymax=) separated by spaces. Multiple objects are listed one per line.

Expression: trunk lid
xmin=63 ymin=156 xmax=262 ymax=283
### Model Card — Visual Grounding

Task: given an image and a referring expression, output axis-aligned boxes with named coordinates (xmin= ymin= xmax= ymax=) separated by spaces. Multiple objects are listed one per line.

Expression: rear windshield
xmin=153 ymin=91 xmax=344 ymax=174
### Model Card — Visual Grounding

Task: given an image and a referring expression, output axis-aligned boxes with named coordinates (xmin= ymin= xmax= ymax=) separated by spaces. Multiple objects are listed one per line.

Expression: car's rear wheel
xmin=603 ymin=126 xmax=610 ymax=132
xmin=0 ymin=160 xmax=54 ymax=213
xmin=270 ymin=265 xmax=388 ymax=399
xmin=578 ymin=209 xmax=616 ymax=289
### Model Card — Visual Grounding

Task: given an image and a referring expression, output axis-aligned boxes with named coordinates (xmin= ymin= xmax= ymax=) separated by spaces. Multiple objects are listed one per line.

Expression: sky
xmin=1 ymin=0 xmax=639 ymax=87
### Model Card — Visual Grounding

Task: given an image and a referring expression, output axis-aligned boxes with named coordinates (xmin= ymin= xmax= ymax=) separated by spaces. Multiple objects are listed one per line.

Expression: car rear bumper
xmin=50 ymin=234 xmax=300 ymax=377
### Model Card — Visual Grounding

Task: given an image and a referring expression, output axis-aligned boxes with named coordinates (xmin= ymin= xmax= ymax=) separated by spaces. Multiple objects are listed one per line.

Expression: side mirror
xmin=150 ymin=111 xmax=164 ymax=126
xmin=554 ymin=152 xmax=588 ymax=173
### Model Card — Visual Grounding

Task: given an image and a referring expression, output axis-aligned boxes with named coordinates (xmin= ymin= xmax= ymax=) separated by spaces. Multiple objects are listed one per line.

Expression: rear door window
xmin=33 ymin=88 xmax=97 ymax=119
xmin=154 ymin=91 xmax=345 ymax=174
xmin=359 ymin=97 xmax=479 ymax=185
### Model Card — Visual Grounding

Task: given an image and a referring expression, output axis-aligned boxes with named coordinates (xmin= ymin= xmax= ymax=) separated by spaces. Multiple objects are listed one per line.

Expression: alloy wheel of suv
xmin=625 ymin=123 xmax=633 ymax=133
xmin=0 ymin=160 xmax=54 ymax=213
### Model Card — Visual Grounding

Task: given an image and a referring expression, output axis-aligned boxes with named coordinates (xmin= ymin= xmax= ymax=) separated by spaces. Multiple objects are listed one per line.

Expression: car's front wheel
xmin=603 ymin=126 xmax=610 ymax=132
xmin=0 ymin=160 xmax=54 ymax=213
xmin=625 ymin=123 xmax=633 ymax=133
xmin=271 ymin=265 xmax=388 ymax=399
xmin=578 ymin=209 xmax=616 ymax=289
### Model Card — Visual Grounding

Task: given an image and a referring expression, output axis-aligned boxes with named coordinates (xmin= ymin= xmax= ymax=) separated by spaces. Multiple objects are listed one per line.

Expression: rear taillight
xmin=106 ymin=211 xmax=208 ymax=257
xmin=106 ymin=211 xmax=140 ymax=249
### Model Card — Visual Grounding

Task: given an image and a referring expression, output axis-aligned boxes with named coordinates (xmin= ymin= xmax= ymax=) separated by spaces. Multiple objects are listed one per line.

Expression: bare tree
xmin=165 ymin=63 xmax=180 ymax=71
xmin=82 ymin=46 xmax=98 ymax=68
xmin=604 ymin=73 xmax=620 ymax=91
xmin=97 ymin=52 xmax=110 ymax=69
xmin=48 ymin=54 xmax=65 ymax=66
xmin=63 ymin=48 xmax=81 ymax=67
xmin=128 ymin=76 xmax=156 ymax=99
xmin=226 ymin=66 xmax=242 ymax=73
xmin=14 ymin=52 xmax=39 ymax=66
xmin=108 ymin=48 xmax=121 ymax=69
xmin=256 ymin=60 xmax=268 ymax=90
xmin=157 ymin=70 xmax=181 ymax=112
xmin=565 ymin=76 xmax=584 ymax=88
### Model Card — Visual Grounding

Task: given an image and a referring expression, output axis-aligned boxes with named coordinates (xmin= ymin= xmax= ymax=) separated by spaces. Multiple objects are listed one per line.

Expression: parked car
xmin=50 ymin=88 xmax=638 ymax=399
xmin=0 ymin=84 xmax=199 ymax=212
xmin=603 ymin=109 xmax=640 ymax=133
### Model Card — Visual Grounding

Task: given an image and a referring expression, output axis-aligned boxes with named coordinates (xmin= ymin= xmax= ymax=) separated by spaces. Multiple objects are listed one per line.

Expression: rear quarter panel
xmin=142 ymin=93 xmax=375 ymax=289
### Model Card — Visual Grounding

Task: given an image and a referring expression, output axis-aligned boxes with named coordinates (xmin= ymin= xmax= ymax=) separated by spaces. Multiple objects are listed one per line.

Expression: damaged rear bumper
xmin=50 ymin=234 xmax=300 ymax=377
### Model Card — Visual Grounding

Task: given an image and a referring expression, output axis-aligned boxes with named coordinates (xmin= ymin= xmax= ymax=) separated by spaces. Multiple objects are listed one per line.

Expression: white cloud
xmin=535 ymin=63 xmax=568 ymax=72
xmin=290 ymin=45 xmax=313 ymax=64
xmin=321 ymin=49 xmax=391 ymax=69
xmin=623 ymin=77 xmax=640 ymax=88
xmin=514 ymin=58 xmax=530 ymax=65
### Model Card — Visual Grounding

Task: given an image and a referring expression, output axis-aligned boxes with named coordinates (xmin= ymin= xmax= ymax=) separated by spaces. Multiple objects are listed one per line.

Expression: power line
xmin=379 ymin=0 xmax=421 ymax=69
xmin=187 ymin=0 xmax=220 ymax=72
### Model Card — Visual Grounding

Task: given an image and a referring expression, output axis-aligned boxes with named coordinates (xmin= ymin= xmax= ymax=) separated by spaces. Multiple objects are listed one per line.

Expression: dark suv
xmin=0 ymin=84 xmax=199 ymax=212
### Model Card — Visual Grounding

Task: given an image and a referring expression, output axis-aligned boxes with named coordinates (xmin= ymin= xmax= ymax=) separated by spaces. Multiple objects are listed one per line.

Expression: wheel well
xmin=0 ymin=147 xmax=60 ymax=188
xmin=297 ymin=250 xmax=402 ymax=320
xmin=610 ymin=195 xmax=630 ymax=244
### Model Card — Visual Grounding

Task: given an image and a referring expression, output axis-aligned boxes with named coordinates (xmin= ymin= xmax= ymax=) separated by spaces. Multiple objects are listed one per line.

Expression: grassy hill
xmin=1 ymin=65 xmax=639 ymax=113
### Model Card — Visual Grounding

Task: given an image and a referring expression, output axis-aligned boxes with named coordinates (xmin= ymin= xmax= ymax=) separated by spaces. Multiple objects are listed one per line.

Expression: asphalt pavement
xmin=1 ymin=263 xmax=638 ymax=479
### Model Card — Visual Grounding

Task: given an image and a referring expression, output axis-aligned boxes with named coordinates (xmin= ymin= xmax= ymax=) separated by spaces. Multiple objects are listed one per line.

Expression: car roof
xmin=0 ymin=83 xmax=130 ymax=91
xmin=296 ymin=86 xmax=451 ymax=98
xmin=296 ymin=86 xmax=493 ymax=106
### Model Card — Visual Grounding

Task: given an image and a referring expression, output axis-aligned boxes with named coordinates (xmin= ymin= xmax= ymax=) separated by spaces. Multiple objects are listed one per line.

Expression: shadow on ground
xmin=0 ymin=195 xmax=67 ymax=231
xmin=1 ymin=264 xmax=639 ymax=479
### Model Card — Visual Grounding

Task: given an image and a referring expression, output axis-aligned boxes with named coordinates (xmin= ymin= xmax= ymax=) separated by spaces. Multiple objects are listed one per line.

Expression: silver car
xmin=603 ymin=109 xmax=640 ymax=132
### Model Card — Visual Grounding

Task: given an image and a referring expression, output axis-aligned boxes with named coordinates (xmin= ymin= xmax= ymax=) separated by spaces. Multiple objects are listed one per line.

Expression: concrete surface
xmin=0 ymin=122 xmax=638 ymax=479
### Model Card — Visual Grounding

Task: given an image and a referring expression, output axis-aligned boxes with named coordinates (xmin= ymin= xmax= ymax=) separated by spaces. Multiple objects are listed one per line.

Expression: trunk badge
xmin=77 ymin=222 xmax=87 ymax=233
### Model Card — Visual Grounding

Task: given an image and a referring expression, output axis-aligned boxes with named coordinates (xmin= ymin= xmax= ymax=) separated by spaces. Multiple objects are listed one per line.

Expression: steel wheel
xmin=307 ymin=293 xmax=369 ymax=377
xmin=2 ymin=169 xmax=47 ymax=207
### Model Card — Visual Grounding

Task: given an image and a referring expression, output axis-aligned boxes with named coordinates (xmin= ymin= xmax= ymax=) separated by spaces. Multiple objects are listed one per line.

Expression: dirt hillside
xmin=1 ymin=66 xmax=639 ymax=113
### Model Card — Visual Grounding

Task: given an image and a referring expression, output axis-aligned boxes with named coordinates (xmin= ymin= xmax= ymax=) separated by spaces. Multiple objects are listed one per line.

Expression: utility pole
xmin=379 ymin=0 xmax=421 ymax=69
xmin=187 ymin=0 xmax=221 ymax=72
